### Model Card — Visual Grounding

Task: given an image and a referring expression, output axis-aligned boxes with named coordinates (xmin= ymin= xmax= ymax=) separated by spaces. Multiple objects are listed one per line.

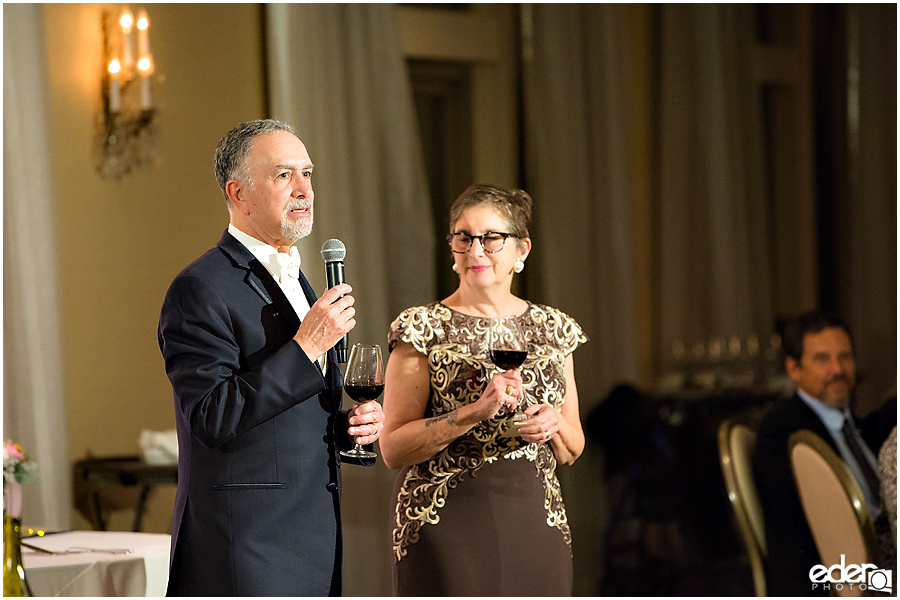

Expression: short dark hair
xmin=214 ymin=119 xmax=299 ymax=206
xmin=448 ymin=184 xmax=532 ymax=249
xmin=781 ymin=310 xmax=854 ymax=362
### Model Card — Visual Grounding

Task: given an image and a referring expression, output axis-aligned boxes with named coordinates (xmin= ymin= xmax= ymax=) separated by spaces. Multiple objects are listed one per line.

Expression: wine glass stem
xmin=512 ymin=389 xmax=524 ymax=420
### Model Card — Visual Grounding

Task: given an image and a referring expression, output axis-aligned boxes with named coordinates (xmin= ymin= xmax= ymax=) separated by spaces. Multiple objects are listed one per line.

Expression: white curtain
xmin=523 ymin=4 xmax=649 ymax=404
xmin=265 ymin=4 xmax=434 ymax=595
xmin=655 ymin=4 xmax=772 ymax=361
xmin=524 ymin=4 xmax=771 ymax=403
xmin=3 ymin=3 xmax=72 ymax=529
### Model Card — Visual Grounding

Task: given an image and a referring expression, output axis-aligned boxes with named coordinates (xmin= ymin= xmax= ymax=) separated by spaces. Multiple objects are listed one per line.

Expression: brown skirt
xmin=391 ymin=453 xmax=573 ymax=596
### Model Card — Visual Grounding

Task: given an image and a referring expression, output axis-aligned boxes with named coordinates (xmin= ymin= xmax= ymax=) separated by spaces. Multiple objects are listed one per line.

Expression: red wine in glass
xmin=489 ymin=316 xmax=527 ymax=369
xmin=490 ymin=349 xmax=526 ymax=370
xmin=341 ymin=343 xmax=384 ymax=459
xmin=345 ymin=382 xmax=385 ymax=401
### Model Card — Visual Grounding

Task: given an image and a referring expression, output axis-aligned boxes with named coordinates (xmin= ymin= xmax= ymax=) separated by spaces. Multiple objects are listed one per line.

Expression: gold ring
xmin=506 ymin=385 xmax=514 ymax=396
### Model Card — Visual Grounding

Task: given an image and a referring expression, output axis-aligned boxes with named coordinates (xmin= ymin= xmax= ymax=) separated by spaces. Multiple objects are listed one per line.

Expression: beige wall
xmin=43 ymin=3 xmax=266 ymax=532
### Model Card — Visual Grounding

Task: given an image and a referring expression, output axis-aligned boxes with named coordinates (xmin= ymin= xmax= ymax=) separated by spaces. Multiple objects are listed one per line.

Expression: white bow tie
xmin=275 ymin=248 xmax=301 ymax=282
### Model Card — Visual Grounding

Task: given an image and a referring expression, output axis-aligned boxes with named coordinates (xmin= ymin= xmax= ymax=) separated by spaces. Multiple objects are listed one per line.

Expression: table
xmin=73 ymin=456 xmax=178 ymax=531
xmin=22 ymin=531 xmax=170 ymax=596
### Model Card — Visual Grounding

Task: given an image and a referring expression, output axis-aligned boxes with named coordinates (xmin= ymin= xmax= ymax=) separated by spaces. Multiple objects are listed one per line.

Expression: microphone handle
xmin=325 ymin=261 xmax=348 ymax=363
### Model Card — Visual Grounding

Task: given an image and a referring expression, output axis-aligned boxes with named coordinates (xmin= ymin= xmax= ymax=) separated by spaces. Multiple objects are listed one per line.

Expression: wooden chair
xmin=789 ymin=430 xmax=880 ymax=597
xmin=718 ymin=420 xmax=767 ymax=596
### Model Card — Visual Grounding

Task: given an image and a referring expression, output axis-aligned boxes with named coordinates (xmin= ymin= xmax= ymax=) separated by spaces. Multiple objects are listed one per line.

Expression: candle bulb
xmin=141 ymin=76 xmax=151 ymax=110
xmin=138 ymin=57 xmax=152 ymax=110
xmin=120 ymin=9 xmax=134 ymax=70
xmin=108 ymin=59 xmax=121 ymax=113
xmin=137 ymin=11 xmax=150 ymax=59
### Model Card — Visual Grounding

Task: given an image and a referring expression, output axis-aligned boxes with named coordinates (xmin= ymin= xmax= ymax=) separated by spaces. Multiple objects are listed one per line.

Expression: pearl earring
xmin=514 ymin=259 xmax=525 ymax=273
xmin=452 ymin=263 xmax=459 ymax=273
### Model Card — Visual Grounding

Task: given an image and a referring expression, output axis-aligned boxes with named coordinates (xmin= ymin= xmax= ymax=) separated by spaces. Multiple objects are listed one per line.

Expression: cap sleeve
xmin=559 ymin=311 xmax=587 ymax=355
xmin=387 ymin=305 xmax=439 ymax=355
xmin=532 ymin=304 xmax=587 ymax=356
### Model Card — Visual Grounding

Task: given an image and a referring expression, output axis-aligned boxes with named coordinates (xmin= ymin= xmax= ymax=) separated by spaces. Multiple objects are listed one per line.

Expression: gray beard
xmin=281 ymin=203 xmax=313 ymax=239
xmin=281 ymin=217 xmax=312 ymax=240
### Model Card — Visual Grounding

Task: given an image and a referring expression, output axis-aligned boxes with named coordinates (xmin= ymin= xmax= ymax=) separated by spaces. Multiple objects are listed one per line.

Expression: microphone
xmin=321 ymin=239 xmax=348 ymax=363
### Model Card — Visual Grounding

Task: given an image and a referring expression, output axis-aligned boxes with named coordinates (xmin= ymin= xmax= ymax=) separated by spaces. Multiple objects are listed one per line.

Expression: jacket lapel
xmin=217 ymin=230 xmax=340 ymax=383
xmin=217 ymin=230 xmax=300 ymax=331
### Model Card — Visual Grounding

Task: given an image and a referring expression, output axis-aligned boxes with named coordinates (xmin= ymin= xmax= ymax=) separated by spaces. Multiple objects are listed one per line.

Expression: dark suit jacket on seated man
xmin=753 ymin=310 xmax=883 ymax=597
xmin=158 ymin=119 xmax=385 ymax=596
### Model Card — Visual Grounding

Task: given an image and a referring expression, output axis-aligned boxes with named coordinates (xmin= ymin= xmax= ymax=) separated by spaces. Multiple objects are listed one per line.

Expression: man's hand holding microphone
xmin=292 ymin=283 xmax=356 ymax=363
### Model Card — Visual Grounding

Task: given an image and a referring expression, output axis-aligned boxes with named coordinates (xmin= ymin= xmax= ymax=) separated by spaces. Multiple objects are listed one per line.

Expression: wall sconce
xmin=95 ymin=6 xmax=157 ymax=179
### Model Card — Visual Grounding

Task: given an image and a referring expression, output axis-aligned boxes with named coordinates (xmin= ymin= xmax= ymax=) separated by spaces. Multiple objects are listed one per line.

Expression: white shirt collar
xmin=228 ymin=224 xmax=301 ymax=282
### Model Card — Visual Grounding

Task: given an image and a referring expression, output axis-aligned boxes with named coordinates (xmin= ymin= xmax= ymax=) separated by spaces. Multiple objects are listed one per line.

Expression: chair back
xmin=718 ymin=420 xmax=767 ymax=596
xmin=789 ymin=430 xmax=879 ymax=598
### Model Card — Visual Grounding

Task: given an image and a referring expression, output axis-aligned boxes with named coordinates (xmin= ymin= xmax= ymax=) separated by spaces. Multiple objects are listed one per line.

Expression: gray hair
xmin=449 ymin=184 xmax=532 ymax=249
xmin=214 ymin=119 xmax=299 ymax=206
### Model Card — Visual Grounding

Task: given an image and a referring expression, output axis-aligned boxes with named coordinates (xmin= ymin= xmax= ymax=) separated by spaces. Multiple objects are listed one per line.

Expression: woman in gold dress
xmin=381 ymin=184 xmax=587 ymax=596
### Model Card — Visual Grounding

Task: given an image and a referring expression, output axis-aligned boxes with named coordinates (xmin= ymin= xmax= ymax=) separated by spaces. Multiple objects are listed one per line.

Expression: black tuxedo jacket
xmin=753 ymin=393 xmax=843 ymax=597
xmin=158 ymin=231 xmax=370 ymax=596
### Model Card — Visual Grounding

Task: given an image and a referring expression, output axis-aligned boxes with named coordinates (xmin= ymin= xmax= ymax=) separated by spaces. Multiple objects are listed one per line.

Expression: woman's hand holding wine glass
xmin=515 ymin=404 xmax=560 ymax=445
xmin=342 ymin=343 xmax=385 ymax=459
xmin=471 ymin=371 xmax=522 ymax=422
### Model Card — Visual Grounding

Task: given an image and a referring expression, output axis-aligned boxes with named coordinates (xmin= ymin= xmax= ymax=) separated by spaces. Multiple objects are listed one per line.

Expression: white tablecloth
xmin=22 ymin=531 xmax=170 ymax=597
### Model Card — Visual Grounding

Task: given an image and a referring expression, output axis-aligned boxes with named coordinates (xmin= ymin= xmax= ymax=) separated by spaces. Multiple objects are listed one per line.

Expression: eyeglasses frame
xmin=447 ymin=231 xmax=518 ymax=254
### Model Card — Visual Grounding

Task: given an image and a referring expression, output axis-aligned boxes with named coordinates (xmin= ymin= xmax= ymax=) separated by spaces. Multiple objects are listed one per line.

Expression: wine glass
xmin=489 ymin=317 xmax=528 ymax=434
xmin=340 ymin=343 xmax=384 ymax=459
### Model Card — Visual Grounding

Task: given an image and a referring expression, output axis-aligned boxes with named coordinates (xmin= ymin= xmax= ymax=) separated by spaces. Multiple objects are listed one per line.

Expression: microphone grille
xmin=320 ymin=239 xmax=346 ymax=263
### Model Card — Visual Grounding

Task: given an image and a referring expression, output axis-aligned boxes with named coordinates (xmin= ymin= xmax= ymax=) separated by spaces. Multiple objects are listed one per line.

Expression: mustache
xmin=285 ymin=200 xmax=311 ymax=212
xmin=826 ymin=374 xmax=850 ymax=385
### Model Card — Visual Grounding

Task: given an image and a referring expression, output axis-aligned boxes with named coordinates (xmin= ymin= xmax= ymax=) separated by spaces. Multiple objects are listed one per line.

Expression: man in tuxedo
xmin=158 ymin=119 xmax=384 ymax=596
xmin=753 ymin=310 xmax=882 ymax=596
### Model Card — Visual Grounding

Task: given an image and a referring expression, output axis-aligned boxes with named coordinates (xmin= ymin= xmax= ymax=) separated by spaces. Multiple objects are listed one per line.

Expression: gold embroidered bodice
xmin=387 ymin=302 xmax=587 ymax=561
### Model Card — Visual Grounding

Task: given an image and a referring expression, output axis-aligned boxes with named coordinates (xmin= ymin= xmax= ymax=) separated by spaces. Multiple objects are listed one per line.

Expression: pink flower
xmin=4 ymin=441 xmax=37 ymax=485
xmin=5 ymin=442 xmax=24 ymax=460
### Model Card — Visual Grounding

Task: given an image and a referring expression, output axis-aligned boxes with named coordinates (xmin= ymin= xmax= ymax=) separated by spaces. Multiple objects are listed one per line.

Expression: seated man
xmin=753 ymin=310 xmax=882 ymax=596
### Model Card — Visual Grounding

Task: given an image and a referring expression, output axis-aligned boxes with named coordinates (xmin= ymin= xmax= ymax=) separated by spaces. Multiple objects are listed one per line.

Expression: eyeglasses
xmin=447 ymin=231 xmax=517 ymax=254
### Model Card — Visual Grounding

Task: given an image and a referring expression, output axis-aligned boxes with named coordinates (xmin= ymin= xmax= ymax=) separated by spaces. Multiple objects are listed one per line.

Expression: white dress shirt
xmin=228 ymin=225 xmax=326 ymax=372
